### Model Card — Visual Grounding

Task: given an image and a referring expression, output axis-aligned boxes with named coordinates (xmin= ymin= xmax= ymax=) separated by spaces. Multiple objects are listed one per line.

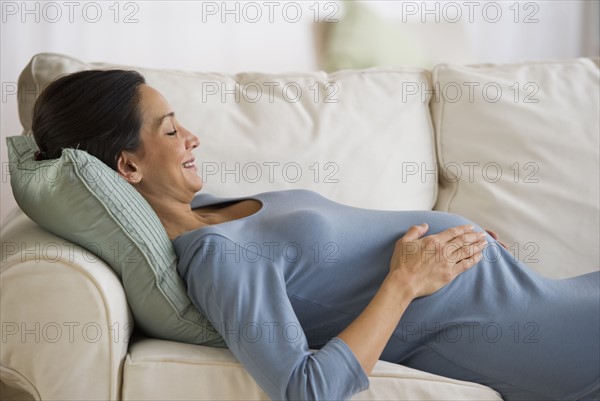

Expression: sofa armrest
xmin=1 ymin=209 xmax=132 ymax=400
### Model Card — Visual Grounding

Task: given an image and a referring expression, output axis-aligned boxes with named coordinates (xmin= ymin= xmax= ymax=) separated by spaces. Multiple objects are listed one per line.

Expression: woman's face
xmin=118 ymin=84 xmax=202 ymax=201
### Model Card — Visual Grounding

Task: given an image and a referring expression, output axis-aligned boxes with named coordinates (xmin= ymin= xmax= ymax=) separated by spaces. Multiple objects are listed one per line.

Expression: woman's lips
xmin=182 ymin=158 xmax=195 ymax=168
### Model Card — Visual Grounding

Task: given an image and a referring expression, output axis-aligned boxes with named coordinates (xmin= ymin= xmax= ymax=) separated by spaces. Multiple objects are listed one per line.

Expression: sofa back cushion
xmin=432 ymin=59 xmax=599 ymax=278
xmin=18 ymin=52 xmax=437 ymax=211
xmin=13 ymin=52 xmax=438 ymax=346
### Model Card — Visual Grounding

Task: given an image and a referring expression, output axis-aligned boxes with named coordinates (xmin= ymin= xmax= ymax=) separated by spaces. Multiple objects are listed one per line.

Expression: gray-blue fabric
xmin=173 ymin=189 xmax=600 ymax=401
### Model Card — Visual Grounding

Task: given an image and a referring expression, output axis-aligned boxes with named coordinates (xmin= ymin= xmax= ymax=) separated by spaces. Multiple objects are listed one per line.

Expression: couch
xmin=1 ymin=53 xmax=598 ymax=400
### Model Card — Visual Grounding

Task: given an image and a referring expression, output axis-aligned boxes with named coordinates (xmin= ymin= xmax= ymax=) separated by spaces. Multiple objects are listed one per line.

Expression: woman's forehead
xmin=139 ymin=85 xmax=172 ymax=123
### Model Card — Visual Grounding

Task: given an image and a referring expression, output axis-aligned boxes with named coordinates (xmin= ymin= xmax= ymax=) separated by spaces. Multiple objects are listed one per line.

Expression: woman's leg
xmin=381 ymin=264 xmax=600 ymax=401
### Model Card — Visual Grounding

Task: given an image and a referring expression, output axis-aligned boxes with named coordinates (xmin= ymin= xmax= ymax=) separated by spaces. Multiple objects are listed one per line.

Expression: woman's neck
xmin=141 ymin=191 xmax=262 ymax=240
xmin=141 ymin=191 xmax=211 ymax=241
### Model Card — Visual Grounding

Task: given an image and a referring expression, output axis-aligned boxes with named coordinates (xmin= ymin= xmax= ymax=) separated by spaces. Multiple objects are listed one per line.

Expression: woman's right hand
xmin=388 ymin=223 xmax=486 ymax=299
xmin=339 ymin=223 xmax=486 ymax=375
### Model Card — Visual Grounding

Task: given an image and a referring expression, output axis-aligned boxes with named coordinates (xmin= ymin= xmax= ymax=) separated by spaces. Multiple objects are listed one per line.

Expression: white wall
xmin=1 ymin=0 xmax=598 ymax=226
xmin=1 ymin=0 xmax=322 ymax=226
xmin=367 ymin=0 xmax=599 ymax=64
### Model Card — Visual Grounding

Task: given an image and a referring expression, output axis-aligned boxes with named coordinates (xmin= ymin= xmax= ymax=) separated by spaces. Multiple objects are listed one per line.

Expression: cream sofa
xmin=1 ymin=53 xmax=598 ymax=401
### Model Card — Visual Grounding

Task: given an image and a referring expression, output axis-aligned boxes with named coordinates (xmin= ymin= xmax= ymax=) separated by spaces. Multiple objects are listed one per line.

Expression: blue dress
xmin=173 ymin=189 xmax=600 ymax=401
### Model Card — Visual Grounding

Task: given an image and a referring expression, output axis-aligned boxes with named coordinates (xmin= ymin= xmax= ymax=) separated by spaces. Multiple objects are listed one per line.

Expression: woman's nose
xmin=186 ymin=130 xmax=200 ymax=149
xmin=190 ymin=135 xmax=200 ymax=149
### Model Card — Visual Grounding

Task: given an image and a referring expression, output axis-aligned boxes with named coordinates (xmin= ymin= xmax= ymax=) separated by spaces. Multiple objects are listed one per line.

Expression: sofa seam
xmin=126 ymin=358 xmax=243 ymax=367
xmin=90 ymin=61 xmax=429 ymax=82
xmin=432 ymin=65 xmax=459 ymax=210
xmin=423 ymin=68 xmax=438 ymax=209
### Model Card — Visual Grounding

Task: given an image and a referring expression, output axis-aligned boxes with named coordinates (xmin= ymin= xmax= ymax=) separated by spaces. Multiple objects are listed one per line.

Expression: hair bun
xmin=34 ymin=150 xmax=47 ymax=161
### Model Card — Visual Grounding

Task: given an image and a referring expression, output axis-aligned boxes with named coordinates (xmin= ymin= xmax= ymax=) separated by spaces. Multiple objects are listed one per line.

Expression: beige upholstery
xmin=122 ymin=339 xmax=500 ymax=401
xmin=432 ymin=59 xmax=599 ymax=278
xmin=1 ymin=211 xmax=131 ymax=400
xmin=17 ymin=53 xmax=438 ymax=211
xmin=3 ymin=52 xmax=598 ymax=400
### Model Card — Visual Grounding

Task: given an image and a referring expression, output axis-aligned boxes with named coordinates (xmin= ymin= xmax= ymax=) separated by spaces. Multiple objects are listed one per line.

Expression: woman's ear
xmin=117 ymin=152 xmax=142 ymax=184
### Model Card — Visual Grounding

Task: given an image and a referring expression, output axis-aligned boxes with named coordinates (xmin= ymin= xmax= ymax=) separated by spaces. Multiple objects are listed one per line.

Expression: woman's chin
xmin=192 ymin=177 xmax=203 ymax=192
xmin=182 ymin=169 xmax=203 ymax=191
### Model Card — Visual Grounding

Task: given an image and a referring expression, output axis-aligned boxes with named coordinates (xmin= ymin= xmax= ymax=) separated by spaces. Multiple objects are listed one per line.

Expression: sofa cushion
xmin=6 ymin=135 xmax=226 ymax=347
xmin=432 ymin=59 xmax=599 ymax=278
xmin=18 ymin=52 xmax=437 ymax=211
xmin=122 ymin=338 xmax=502 ymax=400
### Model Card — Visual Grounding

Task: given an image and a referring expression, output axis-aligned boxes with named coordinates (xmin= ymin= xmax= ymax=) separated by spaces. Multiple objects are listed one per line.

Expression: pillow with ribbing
xmin=6 ymin=134 xmax=226 ymax=347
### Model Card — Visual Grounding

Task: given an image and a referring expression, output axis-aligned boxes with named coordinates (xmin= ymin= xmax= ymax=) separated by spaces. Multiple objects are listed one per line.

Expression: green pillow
xmin=322 ymin=1 xmax=431 ymax=72
xmin=6 ymin=134 xmax=226 ymax=347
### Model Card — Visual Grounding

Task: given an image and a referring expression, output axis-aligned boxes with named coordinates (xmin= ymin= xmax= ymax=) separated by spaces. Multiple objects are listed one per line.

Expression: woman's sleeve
xmin=177 ymin=233 xmax=370 ymax=401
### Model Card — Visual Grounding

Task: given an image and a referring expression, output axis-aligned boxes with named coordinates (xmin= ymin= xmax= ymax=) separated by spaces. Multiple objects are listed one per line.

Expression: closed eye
xmin=166 ymin=130 xmax=178 ymax=136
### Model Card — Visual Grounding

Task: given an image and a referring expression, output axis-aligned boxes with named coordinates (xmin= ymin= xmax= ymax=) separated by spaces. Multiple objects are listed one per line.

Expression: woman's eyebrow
xmin=155 ymin=111 xmax=175 ymax=128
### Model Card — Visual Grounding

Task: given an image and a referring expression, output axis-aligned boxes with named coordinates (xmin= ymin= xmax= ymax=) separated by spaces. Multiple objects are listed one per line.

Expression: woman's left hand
xmin=485 ymin=229 xmax=509 ymax=250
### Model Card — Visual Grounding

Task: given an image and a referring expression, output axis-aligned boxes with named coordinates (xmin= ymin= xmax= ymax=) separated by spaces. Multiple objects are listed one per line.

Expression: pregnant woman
xmin=31 ymin=69 xmax=599 ymax=401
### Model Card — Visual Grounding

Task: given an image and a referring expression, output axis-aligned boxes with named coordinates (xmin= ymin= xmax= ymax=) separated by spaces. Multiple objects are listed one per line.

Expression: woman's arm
xmin=338 ymin=223 xmax=486 ymax=374
xmin=179 ymin=234 xmax=369 ymax=400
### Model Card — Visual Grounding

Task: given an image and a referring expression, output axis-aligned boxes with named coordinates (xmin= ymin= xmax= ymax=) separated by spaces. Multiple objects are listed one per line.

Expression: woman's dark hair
xmin=32 ymin=69 xmax=146 ymax=171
